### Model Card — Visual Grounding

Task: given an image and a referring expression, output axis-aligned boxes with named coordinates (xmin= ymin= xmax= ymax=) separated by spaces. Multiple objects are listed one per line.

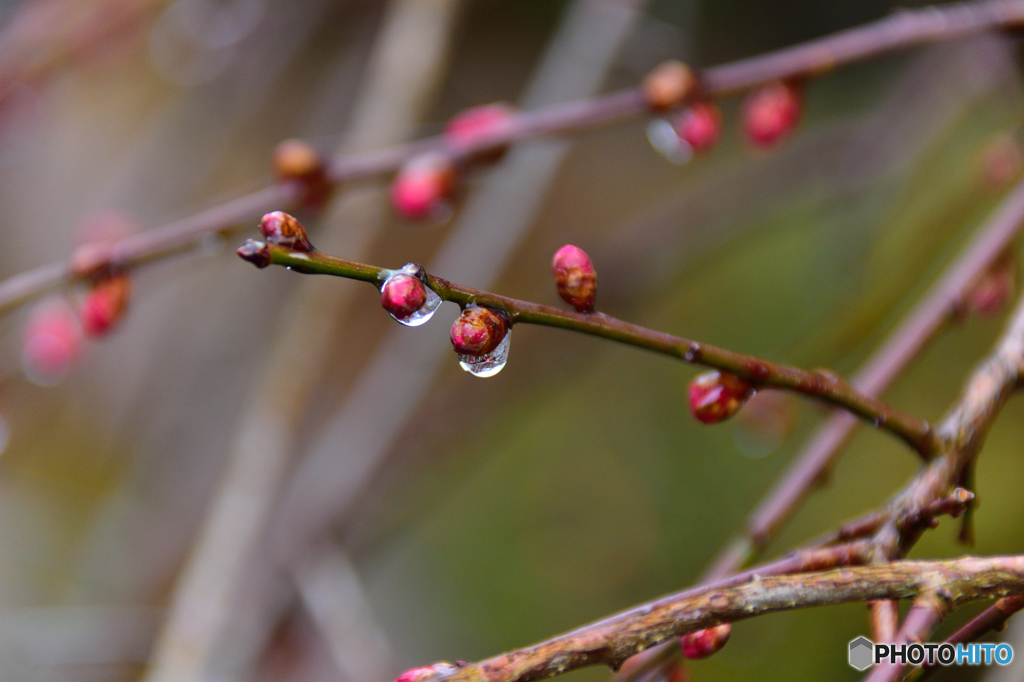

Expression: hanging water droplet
xmin=647 ymin=119 xmax=693 ymax=165
xmin=380 ymin=263 xmax=441 ymax=327
xmin=458 ymin=330 xmax=510 ymax=377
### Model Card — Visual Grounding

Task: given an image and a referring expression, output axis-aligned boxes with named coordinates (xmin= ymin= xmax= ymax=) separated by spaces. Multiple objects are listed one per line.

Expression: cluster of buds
xmin=680 ymin=623 xmax=732 ymax=659
xmin=391 ymin=152 xmax=458 ymax=221
xmin=272 ymin=139 xmax=333 ymax=211
xmin=688 ymin=370 xmax=753 ymax=424
xmin=552 ymin=244 xmax=597 ymax=313
xmin=742 ymin=80 xmax=802 ymax=148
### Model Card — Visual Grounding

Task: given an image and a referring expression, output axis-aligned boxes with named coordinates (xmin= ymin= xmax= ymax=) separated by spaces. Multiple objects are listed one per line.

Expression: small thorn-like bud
xmin=381 ymin=274 xmax=427 ymax=321
xmin=391 ymin=152 xmax=458 ymax=221
xmin=444 ymin=103 xmax=516 ymax=162
xmin=258 ymin=211 xmax=313 ymax=252
xmin=968 ymin=250 xmax=1017 ymax=316
xmin=394 ymin=662 xmax=461 ymax=682
xmin=642 ymin=60 xmax=699 ymax=112
xmin=237 ymin=239 xmax=272 ymax=268
xmin=680 ymin=623 xmax=731 ymax=659
xmin=79 ymin=273 xmax=130 ymax=338
xmin=450 ymin=306 xmax=509 ymax=357
xmin=672 ymin=101 xmax=722 ymax=155
xmin=688 ymin=371 xmax=753 ymax=424
xmin=742 ymin=81 xmax=802 ymax=148
xmin=272 ymin=138 xmax=333 ymax=210
xmin=552 ymin=244 xmax=597 ymax=312
xmin=22 ymin=298 xmax=83 ymax=386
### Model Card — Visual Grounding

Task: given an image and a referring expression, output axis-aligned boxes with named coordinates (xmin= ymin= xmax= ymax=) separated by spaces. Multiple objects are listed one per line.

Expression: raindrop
xmin=458 ymin=331 xmax=510 ymax=378
xmin=380 ymin=263 xmax=441 ymax=327
xmin=646 ymin=119 xmax=693 ymax=165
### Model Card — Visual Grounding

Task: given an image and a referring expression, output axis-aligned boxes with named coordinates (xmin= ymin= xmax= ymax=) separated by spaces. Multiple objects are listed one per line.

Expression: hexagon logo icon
xmin=849 ymin=636 xmax=874 ymax=671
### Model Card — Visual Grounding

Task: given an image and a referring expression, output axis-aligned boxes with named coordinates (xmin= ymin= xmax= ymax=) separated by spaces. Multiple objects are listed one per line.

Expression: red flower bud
xmin=642 ymin=60 xmax=699 ymax=112
xmin=394 ymin=662 xmax=461 ymax=682
xmin=272 ymin=138 xmax=333 ymax=210
xmin=22 ymin=298 xmax=83 ymax=386
xmin=444 ymin=103 xmax=516 ymax=162
xmin=742 ymin=81 xmax=802 ymax=148
xmin=381 ymin=274 xmax=427 ymax=321
xmin=391 ymin=153 xmax=458 ymax=221
xmin=79 ymin=273 xmax=131 ymax=338
xmin=680 ymin=623 xmax=731 ymax=659
xmin=688 ymin=371 xmax=752 ymax=424
xmin=258 ymin=211 xmax=313 ymax=252
xmin=672 ymin=101 xmax=722 ymax=155
xmin=450 ymin=306 xmax=508 ymax=357
xmin=552 ymin=244 xmax=597 ymax=312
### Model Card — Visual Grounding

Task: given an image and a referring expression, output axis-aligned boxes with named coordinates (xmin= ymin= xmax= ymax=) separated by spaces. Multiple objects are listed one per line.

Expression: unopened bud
xmin=391 ymin=152 xmax=458 ymax=221
xmin=450 ymin=306 xmax=509 ymax=357
xmin=22 ymin=298 xmax=83 ymax=386
xmin=272 ymin=139 xmax=333 ymax=210
xmin=394 ymin=662 xmax=462 ymax=682
xmin=381 ymin=274 xmax=427 ymax=321
xmin=672 ymin=101 xmax=722 ymax=155
xmin=688 ymin=371 xmax=753 ymax=424
xmin=258 ymin=211 xmax=313 ymax=252
xmin=680 ymin=623 xmax=731 ymax=659
xmin=980 ymin=133 xmax=1024 ymax=192
xmin=80 ymin=273 xmax=130 ymax=338
xmin=237 ymin=239 xmax=272 ymax=268
xmin=552 ymin=244 xmax=597 ymax=312
xmin=642 ymin=60 xmax=699 ymax=112
xmin=968 ymin=251 xmax=1017 ymax=316
xmin=70 ymin=210 xmax=138 ymax=278
xmin=742 ymin=81 xmax=802 ymax=148
xmin=444 ymin=103 xmax=516 ymax=162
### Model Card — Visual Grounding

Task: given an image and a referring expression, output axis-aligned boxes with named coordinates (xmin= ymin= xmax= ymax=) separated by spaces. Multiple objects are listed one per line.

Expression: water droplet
xmin=647 ymin=119 xmax=693 ymax=165
xmin=458 ymin=330 xmax=510 ymax=377
xmin=381 ymin=263 xmax=441 ymax=327
xmin=197 ymin=231 xmax=225 ymax=256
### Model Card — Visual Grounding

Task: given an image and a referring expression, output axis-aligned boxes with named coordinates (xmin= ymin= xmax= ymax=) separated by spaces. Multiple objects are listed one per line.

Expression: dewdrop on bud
xmin=391 ymin=152 xmax=457 ymax=221
xmin=272 ymin=139 xmax=333 ymax=210
xmin=552 ymin=244 xmax=597 ymax=312
xmin=688 ymin=371 xmax=753 ymax=424
xmin=642 ymin=60 xmax=699 ymax=112
xmin=22 ymin=298 xmax=83 ymax=386
xmin=444 ymin=103 xmax=516 ymax=162
xmin=742 ymin=81 xmax=802 ymax=148
xmin=450 ymin=306 xmax=511 ymax=377
xmin=379 ymin=263 xmax=441 ymax=326
xmin=80 ymin=273 xmax=131 ymax=338
xmin=681 ymin=624 xmax=731 ymax=659
xmin=673 ymin=101 xmax=722 ymax=155
xmin=394 ymin=662 xmax=463 ymax=682
xmin=258 ymin=211 xmax=313 ymax=252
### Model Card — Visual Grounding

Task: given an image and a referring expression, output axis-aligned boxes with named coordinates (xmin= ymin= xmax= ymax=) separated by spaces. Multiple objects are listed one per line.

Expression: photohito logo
xmin=848 ymin=637 xmax=1014 ymax=671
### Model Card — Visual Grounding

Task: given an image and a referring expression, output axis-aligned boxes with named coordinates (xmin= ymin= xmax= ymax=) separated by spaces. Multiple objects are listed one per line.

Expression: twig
xmin=865 ymin=594 xmax=949 ymax=682
xmin=871 ymin=600 xmax=900 ymax=643
xmin=912 ymin=596 xmax=1024 ymax=680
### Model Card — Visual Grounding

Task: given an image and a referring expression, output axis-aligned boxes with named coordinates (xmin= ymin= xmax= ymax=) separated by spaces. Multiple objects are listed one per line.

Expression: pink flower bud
xmin=672 ymin=101 xmax=722 ymax=155
xmin=742 ymin=81 xmax=802 ymax=148
xmin=680 ymin=623 xmax=731 ymax=659
xmin=394 ymin=662 xmax=461 ymax=682
xmin=22 ymin=298 xmax=83 ymax=386
xmin=391 ymin=153 xmax=457 ymax=221
xmin=79 ymin=273 xmax=131 ymax=338
xmin=688 ymin=371 xmax=752 ymax=424
xmin=552 ymin=244 xmax=597 ymax=312
xmin=642 ymin=60 xmax=699 ymax=112
xmin=968 ymin=251 xmax=1017 ymax=316
xmin=450 ymin=306 xmax=509 ymax=357
xmin=444 ymin=103 xmax=516 ymax=162
xmin=381 ymin=274 xmax=427 ymax=321
xmin=258 ymin=211 xmax=313 ymax=252
xmin=272 ymin=138 xmax=333 ymax=210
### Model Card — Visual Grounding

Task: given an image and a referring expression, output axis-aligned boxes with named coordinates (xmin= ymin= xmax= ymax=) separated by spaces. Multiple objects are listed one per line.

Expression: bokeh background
xmin=0 ymin=0 xmax=1021 ymax=680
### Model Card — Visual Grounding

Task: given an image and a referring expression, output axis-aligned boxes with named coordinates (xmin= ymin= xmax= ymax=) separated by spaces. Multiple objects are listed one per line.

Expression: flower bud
xmin=79 ymin=273 xmax=131 ymax=338
xmin=22 ymin=298 xmax=83 ymax=386
xmin=237 ymin=239 xmax=272 ymax=268
xmin=394 ymin=662 xmax=461 ymax=682
xmin=444 ymin=103 xmax=516 ymax=162
xmin=258 ymin=211 xmax=313 ymax=252
xmin=680 ymin=623 xmax=731 ymax=659
xmin=381 ymin=274 xmax=428 ymax=321
xmin=968 ymin=251 xmax=1017 ymax=316
xmin=272 ymin=138 xmax=333 ymax=210
xmin=70 ymin=210 xmax=138 ymax=278
xmin=450 ymin=306 xmax=508 ymax=357
xmin=391 ymin=152 xmax=458 ymax=221
xmin=742 ymin=81 xmax=802 ymax=148
xmin=688 ymin=371 xmax=752 ymax=424
xmin=552 ymin=244 xmax=597 ymax=312
xmin=672 ymin=101 xmax=722 ymax=155
xmin=642 ymin=60 xmax=699 ymax=112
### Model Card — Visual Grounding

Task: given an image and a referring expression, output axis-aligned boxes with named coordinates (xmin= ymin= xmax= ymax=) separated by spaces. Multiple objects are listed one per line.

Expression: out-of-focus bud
xmin=450 ymin=306 xmax=509 ymax=356
xmin=258 ymin=211 xmax=313 ymax=252
xmin=444 ymin=103 xmax=516 ymax=162
xmin=672 ymin=101 xmax=722 ymax=155
xmin=742 ymin=81 xmax=802 ymax=148
xmin=688 ymin=371 xmax=753 ymax=424
xmin=391 ymin=152 xmax=458 ymax=221
xmin=552 ymin=244 xmax=597 ymax=313
xmin=642 ymin=60 xmax=699 ymax=112
xmin=70 ymin=210 xmax=138 ymax=278
xmin=22 ymin=297 xmax=83 ymax=386
xmin=680 ymin=623 xmax=731 ymax=659
xmin=979 ymin=132 xmax=1024 ymax=192
xmin=968 ymin=250 xmax=1017 ymax=316
xmin=236 ymin=239 xmax=272 ymax=268
xmin=394 ymin=662 xmax=462 ymax=682
xmin=381 ymin=274 xmax=427 ymax=321
xmin=272 ymin=138 xmax=333 ymax=210
xmin=80 ymin=273 xmax=131 ymax=338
